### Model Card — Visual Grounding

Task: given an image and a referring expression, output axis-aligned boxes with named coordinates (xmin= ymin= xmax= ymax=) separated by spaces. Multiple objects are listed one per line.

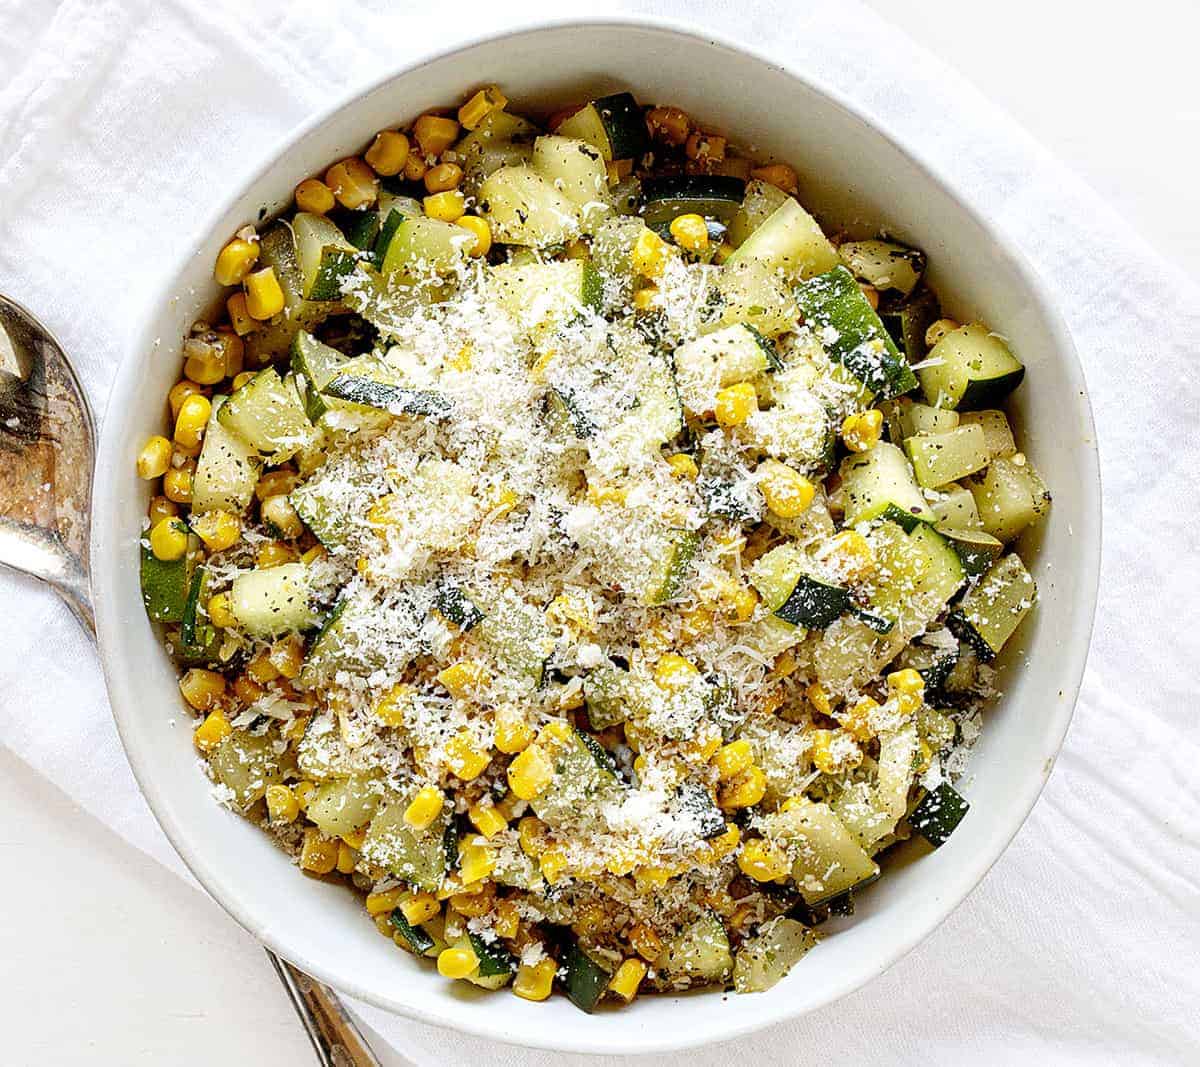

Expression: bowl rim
xmin=92 ymin=12 xmax=1102 ymax=1054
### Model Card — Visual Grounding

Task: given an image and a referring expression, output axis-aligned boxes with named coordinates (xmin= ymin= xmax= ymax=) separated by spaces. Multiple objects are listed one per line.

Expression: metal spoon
xmin=0 ymin=293 xmax=382 ymax=1067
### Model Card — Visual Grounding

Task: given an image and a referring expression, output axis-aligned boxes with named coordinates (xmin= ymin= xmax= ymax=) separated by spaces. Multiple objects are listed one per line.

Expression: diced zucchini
xmin=969 ymin=457 xmax=1050 ymax=543
xmin=948 ymin=552 xmax=1037 ymax=661
xmin=245 ymin=222 xmax=338 ymax=362
xmin=930 ymin=482 xmax=982 ymax=528
xmin=467 ymin=934 xmax=516 ymax=987
xmin=360 ymin=798 xmax=448 ymax=891
xmin=673 ymin=323 xmax=779 ymax=416
xmin=882 ymin=287 xmax=941 ymax=364
xmin=732 ymin=917 xmax=817 ymax=994
xmin=179 ymin=561 xmax=206 ymax=646
xmin=556 ymin=92 xmax=648 ymax=162
xmin=306 ymin=774 xmax=382 ymax=837
xmin=296 ymin=712 xmax=354 ymax=781
xmin=867 ymin=523 xmax=964 ymax=634
xmin=838 ymin=239 xmax=926 ymax=296
xmin=838 ymin=442 xmax=934 ymax=530
xmin=298 ymin=595 xmax=420 ymax=687
xmin=433 ymin=581 xmax=483 ymax=630
xmin=643 ymin=528 xmax=698 ymax=605
xmin=909 ymin=783 xmax=970 ymax=847
xmin=290 ymin=329 xmax=349 ymax=423
xmin=833 ymin=721 xmax=919 ymax=850
xmin=894 ymin=638 xmax=960 ymax=691
xmin=208 ymin=731 xmax=284 ymax=809
xmin=795 ymin=266 xmax=917 ymax=400
xmin=531 ymin=135 xmax=611 ymax=232
xmin=530 ymin=727 xmax=622 ymax=828
xmin=957 ymin=409 xmax=1016 ymax=459
xmin=191 ymin=396 xmax=261 ymax=515
xmin=583 ymin=664 xmax=631 ymax=730
xmin=715 ymin=259 xmax=798 ymax=337
xmin=763 ymin=797 xmax=879 ymax=906
xmin=727 ymin=178 xmax=789 ymax=247
xmin=389 ymin=910 xmax=437 ymax=956
xmin=477 ymin=591 xmax=556 ymax=685
xmin=657 ymin=913 xmax=733 ymax=986
xmin=478 ymin=165 xmax=580 ymax=246
xmin=560 ymin=939 xmax=611 ymax=1013
xmin=673 ymin=781 xmax=727 ymax=840
xmin=379 ymin=215 xmax=471 ymax=277
xmin=217 ymin=367 xmax=313 ymax=461
xmin=917 ymin=323 xmax=1025 ymax=409
xmin=488 ymin=258 xmax=601 ymax=335
xmin=726 ymin=197 xmax=839 ymax=279
xmin=293 ymin=212 xmax=359 ymax=300
xmin=749 ymin=543 xmax=849 ymax=629
xmin=936 ymin=524 xmax=1003 ymax=577
xmin=641 ymin=175 xmax=746 ymax=229
xmin=140 ymin=541 xmax=189 ymax=623
xmin=229 ymin=562 xmax=315 ymax=637
xmin=321 ymin=373 xmax=451 ymax=418
xmin=887 ymin=396 xmax=959 ymax=440
xmin=904 ymin=423 xmax=991 ymax=489
xmin=456 ymin=109 xmax=538 ymax=194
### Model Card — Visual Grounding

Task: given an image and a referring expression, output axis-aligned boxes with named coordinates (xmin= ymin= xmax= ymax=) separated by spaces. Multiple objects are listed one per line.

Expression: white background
xmin=2 ymin=1 xmax=1197 ymax=1064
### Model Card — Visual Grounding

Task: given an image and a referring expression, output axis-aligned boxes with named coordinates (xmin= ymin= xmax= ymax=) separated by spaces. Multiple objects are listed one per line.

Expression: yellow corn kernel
xmin=400 ymin=892 xmax=440 ymax=925
xmin=493 ymin=705 xmax=534 ymax=754
xmin=627 ymin=923 xmax=663 ymax=962
xmin=459 ymin=839 xmax=497 ymax=885
xmin=147 ymin=495 xmax=178 ymax=527
xmin=260 ymin=493 xmax=303 ymax=540
xmin=334 ymin=824 xmax=365 ymax=850
xmin=513 ymin=957 xmax=556 ymax=1001
xmin=294 ymin=177 xmax=336 ymax=215
xmin=168 ymin=380 xmax=205 ymax=420
xmin=265 ymin=784 xmax=300 ymax=823
xmin=608 ymin=958 xmax=647 ymax=1002
xmin=841 ymin=409 xmax=884 ymax=453
xmin=336 ymin=842 xmax=357 ymax=874
xmin=809 ymin=729 xmax=838 ymax=774
xmin=424 ymin=162 xmax=464 ymax=194
xmin=727 ymin=584 xmax=759 ymax=623
xmin=244 ymin=267 xmax=286 ymax=320
xmin=679 ymin=605 xmax=714 ymax=641
xmin=737 ymin=837 xmax=791 ymax=882
xmin=450 ymin=882 xmax=495 ymax=917
xmin=665 ymin=452 xmax=699 ymax=479
xmin=654 ymin=653 xmax=700 ymax=691
xmin=402 ymin=152 xmax=428 ymax=182
xmin=585 ymin=482 xmax=626 ymax=506
xmin=267 ymin=635 xmax=304 ymax=681
xmin=713 ymin=739 xmax=753 ymax=780
xmin=714 ymin=382 xmax=758 ymax=428
xmin=437 ymin=661 xmax=490 ymax=700
xmin=491 ymin=898 xmax=520 ymax=940
xmin=231 ymin=371 xmax=255 ymax=391
xmin=366 ymin=887 xmax=405 ymax=916
xmin=719 ymin=764 xmax=767 ymax=810
xmin=373 ymin=683 xmax=413 ymax=727
xmin=190 ymin=509 xmax=240 ymax=553
xmin=225 ymin=292 xmax=256 ymax=337
xmin=887 ymin=668 xmax=925 ymax=717
xmin=806 ymin=682 xmax=832 ymax=717
xmin=254 ymin=469 xmax=300 ymax=501
xmin=632 ymin=285 xmax=659 ymax=311
xmin=300 ymin=829 xmax=340 ymax=875
xmin=915 ymin=739 xmax=935 ymax=774
xmin=162 ymin=466 xmax=193 ymax=505
xmin=537 ymin=719 xmax=574 ymax=748
xmin=750 ymin=162 xmax=799 ymax=195
xmin=292 ymin=780 xmax=316 ymax=811
xmin=202 ymin=593 xmax=236 ymax=633
xmin=826 ymin=530 xmax=875 ymax=583
xmin=925 ymin=318 xmax=960 ymax=349
xmin=646 ymin=105 xmax=691 ymax=146
xmin=404 ymin=785 xmax=445 ymax=830
xmin=669 ymin=213 xmax=709 ymax=253
xmin=214 ymin=237 xmax=260 ymax=287
xmin=256 ymin=540 xmax=296 ymax=568
xmin=413 ymin=114 xmax=460 ymax=157
xmin=546 ymin=591 xmax=596 ymax=635
xmin=707 ymin=823 xmax=741 ymax=860
xmin=468 ymin=802 xmax=508 ymax=840
xmin=458 ymin=86 xmax=507 ymax=130
xmin=633 ymin=866 xmax=674 ymax=891
xmin=539 ymin=847 xmax=568 ymax=884
xmin=137 ymin=435 xmax=173 ymax=480
xmin=509 ymin=745 xmax=555 ymax=800
xmin=631 ymin=228 xmax=670 ymax=278
xmin=606 ymin=158 xmax=633 ymax=185
xmin=364 ymin=130 xmax=410 ymax=176
xmin=423 ymin=189 xmax=466 ymax=222
xmin=685 ymin=130 xmax=726 ymax=163
xmin=757 ymin=459 xmax=815 ymax=518
xmin=456 ymin=215 xmax=492 ymax=258
xmin=192 ymin=708 xmax=231 ymax=751
xmin=182 ymin=338 xmax=226 ymax=386
xmin=324 ymin=156 xmax=378 ymax=210
xmin=445 ymin=731 xmax=491 ymax=781
xmin=515 ymin=819 xmax=546 ymax=863
xmin=148 ymin=517 xmax=188 ymax=561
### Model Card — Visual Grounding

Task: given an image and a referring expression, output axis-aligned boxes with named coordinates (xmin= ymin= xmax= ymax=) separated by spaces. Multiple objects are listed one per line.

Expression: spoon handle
xmin=268 ymin=951 xmax=384 ymax=1067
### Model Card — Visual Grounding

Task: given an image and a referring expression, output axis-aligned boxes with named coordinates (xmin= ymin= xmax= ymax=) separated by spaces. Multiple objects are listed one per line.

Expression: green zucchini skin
xmin=140 ymin=541 xmax=190 ymax=623
xmin=775 ymin=573 xmax=850 ymax=629
xmin=849 ymin=605 xmax=895 ymax=634
xmin=469 ymin=933 xmax=516 ymax=978
xmin=795 ymin=266 xmax=918 ymax=400
xmin=390 ymin=910 xmax=436 ymax=955
xmin=307 ymin=248 xmax=359 ymax=301
xmin=641 ymin=175 xmax=746 ymax=228
xmin=560 ymin=939 xmax=612 ymax=1013
xmin=180 ymin=563 xmax=206 ymax=646
xmin=909 ymin=783 xmax=969 ymax=846
xmin=321 ymin=374 xmax=452 ymax=417
xmin=434 ymin=582 xmax=484 ymax=630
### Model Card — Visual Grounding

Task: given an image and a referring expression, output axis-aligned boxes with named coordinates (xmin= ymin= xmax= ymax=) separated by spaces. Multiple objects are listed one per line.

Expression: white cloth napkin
xmin=2 ymin=1 xmax=1199 ymax=1064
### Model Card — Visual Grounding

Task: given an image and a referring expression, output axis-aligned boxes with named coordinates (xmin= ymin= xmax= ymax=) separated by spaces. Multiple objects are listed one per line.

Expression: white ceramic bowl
xmin=92 ymin=16 xmax=1101 ymax=1054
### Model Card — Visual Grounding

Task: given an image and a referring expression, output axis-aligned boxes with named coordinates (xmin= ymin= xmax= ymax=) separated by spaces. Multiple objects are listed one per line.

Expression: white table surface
xmin=2 ymin=2 xmax=1196 ymax=1063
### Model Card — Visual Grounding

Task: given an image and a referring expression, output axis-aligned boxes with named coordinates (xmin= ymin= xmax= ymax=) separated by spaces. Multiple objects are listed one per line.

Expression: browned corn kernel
xmin=646 ymin=106 xmax=691 ymax=146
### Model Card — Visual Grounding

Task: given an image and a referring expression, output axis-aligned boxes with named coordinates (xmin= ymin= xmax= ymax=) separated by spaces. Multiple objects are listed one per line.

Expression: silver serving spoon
xmin=0 ymin=293 xmax=383 ymax=1067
